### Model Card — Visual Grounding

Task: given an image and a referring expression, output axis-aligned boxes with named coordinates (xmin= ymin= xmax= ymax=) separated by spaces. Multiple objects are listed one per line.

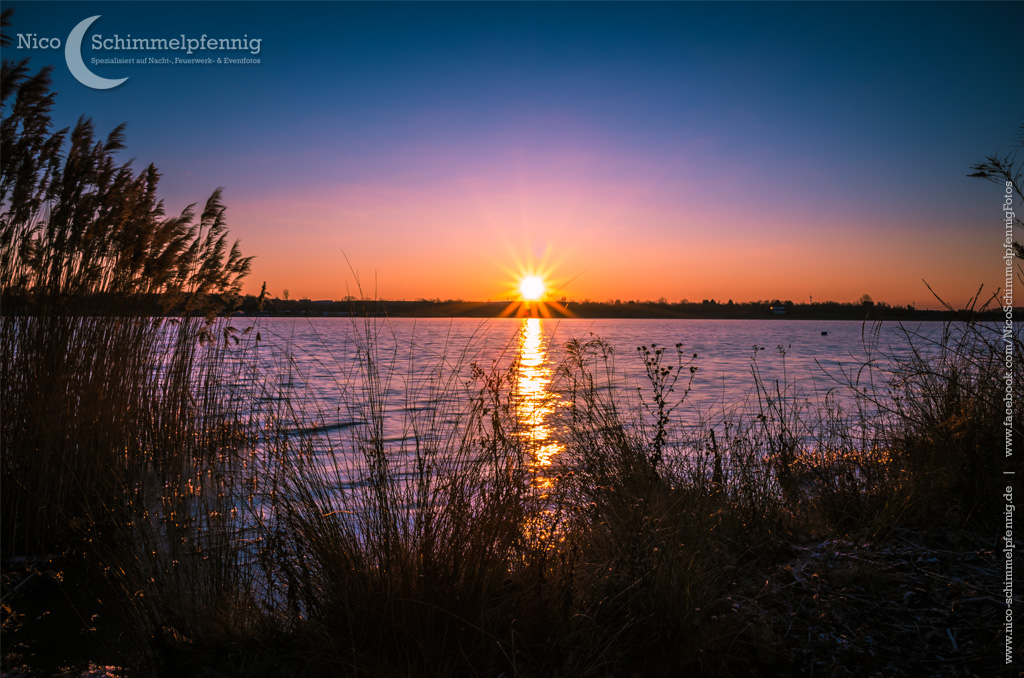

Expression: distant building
xmin=770 ymin=305 xmax=787 ymax=315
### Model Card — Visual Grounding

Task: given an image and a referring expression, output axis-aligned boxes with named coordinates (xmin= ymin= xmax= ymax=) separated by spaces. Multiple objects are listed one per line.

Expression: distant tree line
xmin=215 ymin=295 xmax=986 ymax=320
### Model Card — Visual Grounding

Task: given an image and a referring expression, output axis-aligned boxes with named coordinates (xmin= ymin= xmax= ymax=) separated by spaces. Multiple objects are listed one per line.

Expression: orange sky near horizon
xmin=228 ymin=179 xmax=1004 ymax=310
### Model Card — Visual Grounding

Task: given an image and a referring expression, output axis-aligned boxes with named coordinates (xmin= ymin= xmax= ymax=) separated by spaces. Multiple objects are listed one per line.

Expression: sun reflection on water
xmin=515 ymin=318 xmax=563 ymax=490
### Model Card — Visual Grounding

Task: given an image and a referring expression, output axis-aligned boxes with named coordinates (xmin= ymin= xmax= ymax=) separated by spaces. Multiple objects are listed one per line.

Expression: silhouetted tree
xmin=968 ymin=121 xmax=1024 ymax=260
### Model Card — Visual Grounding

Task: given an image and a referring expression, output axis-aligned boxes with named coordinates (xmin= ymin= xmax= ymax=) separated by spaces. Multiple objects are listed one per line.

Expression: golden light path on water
xmin=515 ymin=317 xmax=563 ymax=490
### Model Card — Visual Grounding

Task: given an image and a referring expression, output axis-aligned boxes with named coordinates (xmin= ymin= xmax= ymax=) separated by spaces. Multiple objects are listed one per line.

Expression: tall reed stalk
xmin=1 ymin=39 xmax=252 ymax=560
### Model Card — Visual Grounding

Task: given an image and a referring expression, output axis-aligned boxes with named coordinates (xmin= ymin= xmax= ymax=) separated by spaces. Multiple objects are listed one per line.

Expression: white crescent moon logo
xmin=65 ymin=16 xmax=128 ymax=90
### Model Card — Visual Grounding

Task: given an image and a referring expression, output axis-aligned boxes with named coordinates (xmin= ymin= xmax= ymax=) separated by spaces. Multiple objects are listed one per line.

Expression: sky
xmin=4 ymin=1 xmax=1023 ymax=308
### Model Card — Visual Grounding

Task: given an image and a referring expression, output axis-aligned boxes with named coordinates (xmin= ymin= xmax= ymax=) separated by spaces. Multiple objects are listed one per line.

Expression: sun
xmin=496 ymin=262 xmax=574 ymax=318
xmin=519 ymin=275 xmax=545 ymax=301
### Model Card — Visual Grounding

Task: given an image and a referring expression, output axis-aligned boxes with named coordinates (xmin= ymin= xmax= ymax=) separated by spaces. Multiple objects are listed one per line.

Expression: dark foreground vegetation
xmin=3 ymin=13 xmax=1024 ymax=677
xmin=3 ymin=290 xmax=1021 ymax=678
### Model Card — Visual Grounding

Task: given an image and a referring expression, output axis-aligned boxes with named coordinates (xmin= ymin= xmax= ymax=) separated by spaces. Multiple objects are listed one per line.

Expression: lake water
xmin=228 ymin=317 xmax=952 ymax=465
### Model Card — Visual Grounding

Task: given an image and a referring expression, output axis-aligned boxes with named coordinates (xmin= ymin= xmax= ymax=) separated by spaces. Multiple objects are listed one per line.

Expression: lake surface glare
xmin=231 ymin=318 xmax=947 ymax=472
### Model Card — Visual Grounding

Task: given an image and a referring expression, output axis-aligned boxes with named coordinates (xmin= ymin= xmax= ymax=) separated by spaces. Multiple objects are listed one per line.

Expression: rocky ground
xmin=1 ymin=556 xmax=128 ymax=678
xmin=740 ymin=530 xmax=1017 ymax=677
xmin=2 ymin=530 xmax=1018 ymax=677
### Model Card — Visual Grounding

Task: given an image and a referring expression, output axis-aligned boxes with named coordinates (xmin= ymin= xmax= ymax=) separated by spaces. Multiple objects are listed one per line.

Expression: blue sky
xmin=4 ymin=1 xmax=1023 ymax=305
